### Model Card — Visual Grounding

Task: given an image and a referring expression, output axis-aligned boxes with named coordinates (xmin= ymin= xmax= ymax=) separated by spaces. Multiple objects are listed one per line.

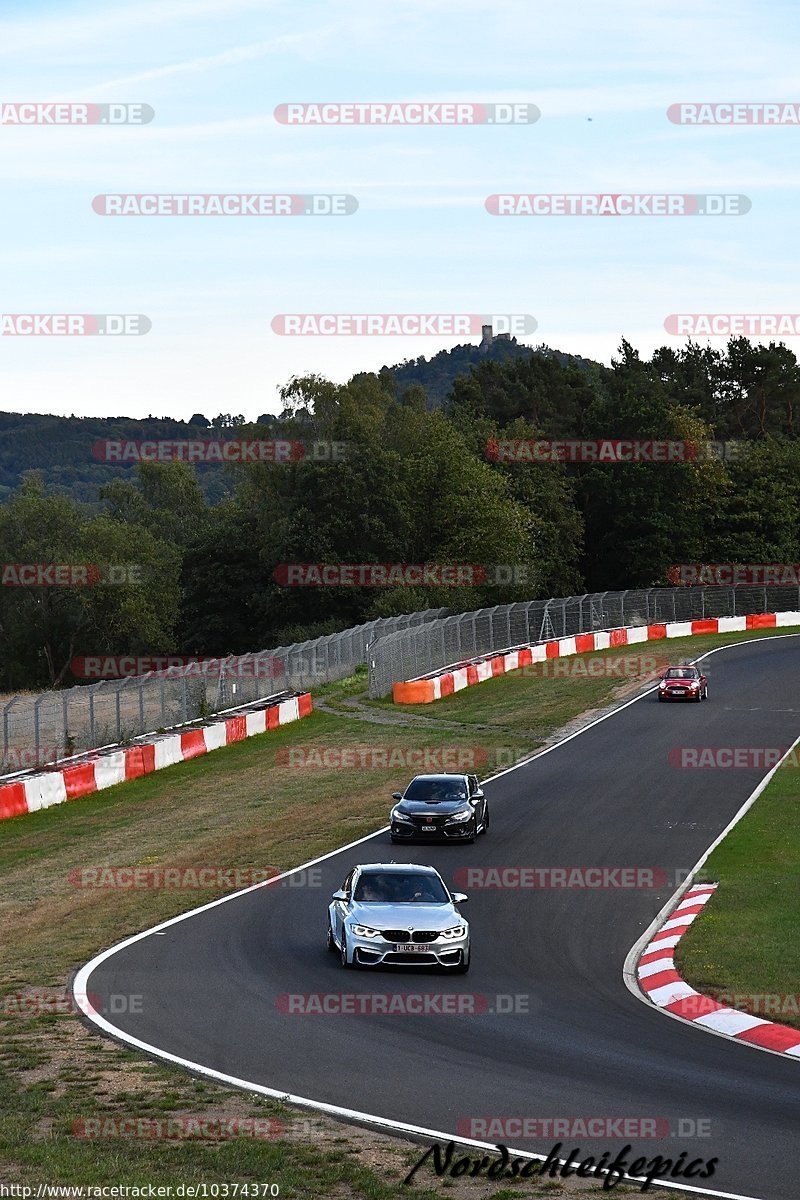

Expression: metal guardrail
xmin=365 ymin=586 xmax=800 ymax=697
xmin=0 ymin=608 xmax=450 ymax=773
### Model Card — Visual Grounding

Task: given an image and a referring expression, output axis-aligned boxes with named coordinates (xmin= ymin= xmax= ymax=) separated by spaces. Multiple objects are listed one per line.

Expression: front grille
xmin=380 ymin=929 xmax=439 ymax=943
xmin=387 ymin=952 xmax=437 ymax=964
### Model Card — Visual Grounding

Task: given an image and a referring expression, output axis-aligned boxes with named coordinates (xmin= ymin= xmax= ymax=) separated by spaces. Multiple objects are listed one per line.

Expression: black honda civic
xmin=389 ymin=773 xmax=489 ymax=843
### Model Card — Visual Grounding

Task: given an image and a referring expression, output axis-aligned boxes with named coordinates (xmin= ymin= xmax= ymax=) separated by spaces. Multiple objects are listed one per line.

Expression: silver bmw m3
xmin=326 ymin=862 xmax=470 ymax=972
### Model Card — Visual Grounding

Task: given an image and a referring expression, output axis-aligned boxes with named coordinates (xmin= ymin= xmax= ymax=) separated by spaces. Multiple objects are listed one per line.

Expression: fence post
xmin=88 ymin=688 xmax=96 ymax=749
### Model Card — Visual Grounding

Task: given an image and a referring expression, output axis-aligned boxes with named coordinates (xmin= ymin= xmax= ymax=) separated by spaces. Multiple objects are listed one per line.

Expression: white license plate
xmin=394 ymin=943 xmax=431 ymax=953
xmin=420 ymin=826 xmax=437 ymax=832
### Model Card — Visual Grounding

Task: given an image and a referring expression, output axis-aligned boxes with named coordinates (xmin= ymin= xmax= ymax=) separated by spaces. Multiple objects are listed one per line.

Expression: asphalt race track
xmin=79 ymin=636 xmax=800 ymax=1200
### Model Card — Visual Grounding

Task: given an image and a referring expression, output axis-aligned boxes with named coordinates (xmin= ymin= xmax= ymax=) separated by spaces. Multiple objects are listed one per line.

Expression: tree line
xmin=1 ymin=336 xmax=798 ymax=690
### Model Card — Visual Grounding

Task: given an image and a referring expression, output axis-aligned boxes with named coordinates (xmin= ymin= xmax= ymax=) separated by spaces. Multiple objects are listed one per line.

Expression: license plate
xmin=420 ymin=826 xmax=437 ymax=832
xmin=394 ymin=943 xmax=430 ymax=953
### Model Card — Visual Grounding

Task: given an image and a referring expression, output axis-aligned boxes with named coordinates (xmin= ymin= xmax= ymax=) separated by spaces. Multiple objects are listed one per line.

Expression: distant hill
xmin=383 ymin=335 xmax=600 ymax=408
xmin=0 ymin=337 xmax=600 ymax=503
xmin=0 ymin=412 xmax=277 ymax=505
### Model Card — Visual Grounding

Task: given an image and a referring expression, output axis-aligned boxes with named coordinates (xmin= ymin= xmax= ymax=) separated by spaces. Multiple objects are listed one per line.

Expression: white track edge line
xmin=74 ymin=632 xmax=800 ymax=1200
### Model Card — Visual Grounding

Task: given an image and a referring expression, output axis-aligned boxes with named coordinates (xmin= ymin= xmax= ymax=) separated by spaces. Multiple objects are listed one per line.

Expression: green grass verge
xmin=0 ymin=627 xmax=794 ymax=1192
xmin=676 ymin=750 xmax=800 ymax=1030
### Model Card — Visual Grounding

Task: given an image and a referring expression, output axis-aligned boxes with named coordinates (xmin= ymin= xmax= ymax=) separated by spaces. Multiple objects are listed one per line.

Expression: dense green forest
xmin=1 ymin=335 xmax=799 ymax=690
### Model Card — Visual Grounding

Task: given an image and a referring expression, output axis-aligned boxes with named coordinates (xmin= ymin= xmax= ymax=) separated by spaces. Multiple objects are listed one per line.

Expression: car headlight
xmin=659 ymin=681 xmax=667 ymax=689
xmin=391 ymin=808 xmax=411 ymax=822
xmin=445 ymin=808 xmax=473 ymax=823
xmin=351 ymin=924 xmax=382 ymax=938
xmin=689 ymin=681 xmax=700 ymax=689
xmin=440 ymin=925 xmax=467 ymax=940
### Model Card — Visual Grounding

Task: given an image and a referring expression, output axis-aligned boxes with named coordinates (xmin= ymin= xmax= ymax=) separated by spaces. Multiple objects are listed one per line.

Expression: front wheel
xmin=340 ymin=930 xmax=353 ymax=969
xmin=481 ymin=805 xmax=490 ymax=835
xmin=703 ymin=685 xmax=709 ymax=701
xmin=326 ymin=918 xmax=336 ymax=952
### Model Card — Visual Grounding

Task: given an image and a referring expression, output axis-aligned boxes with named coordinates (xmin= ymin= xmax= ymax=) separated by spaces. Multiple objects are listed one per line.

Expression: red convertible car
xmin=658 ymin=665 xmax=709 ymax=702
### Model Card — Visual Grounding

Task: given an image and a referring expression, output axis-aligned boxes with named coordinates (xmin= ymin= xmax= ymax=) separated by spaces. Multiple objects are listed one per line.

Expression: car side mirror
xmin=331 ymin=889 xmax=348 ymax=902
xmin=391 ymin=792 xmax=402 ymax=801
xmin=473 ymin=790 xmax=484 ymax=800
xmin=451 ymin=892 xmax=468 ymax=904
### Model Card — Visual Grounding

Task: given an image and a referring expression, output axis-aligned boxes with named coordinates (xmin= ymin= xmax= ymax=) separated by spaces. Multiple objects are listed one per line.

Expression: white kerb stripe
xmin=694 ymin=1009 xmax=769 ymax=1036
xmin=626 ymin=626 xmax=649 ymax=644
xmin=558 ymin=636 xmax=576 ymax=656
xmin=647 ymin=980 xmax=696 ymax=1006
xmin=203 ymin=723 xmax=228 ymax=752
xmin=245 ymin=710 xmax=267 ymax=736
xmin=154 ymin=736 xmax=184 ymax=769
xmin=716 ymin=616 xmax=747 ymax=632
xmin=594 ymin=631 xmax=611 ymax=650
xmin=94 ymin=752 xmax=127 ymax=790
xmin=24 ymin=771 xmax=68 ymax=812
xmin=638 ymin=957 xmax=675 ymax=978
xmin=661 ymin=913 xmax=699 ymax=932
xmin=278 ymin=697 xmax=300 ymax=724
xmin=775 ymin=611 xmax=800 ymax=626
xmin=452 ymin=668 xmax=468 ymax=691
xmin=666 ymin=621 xmax=693 ymax=638
xmin=646 ymin=933 xmax=682 ymax=951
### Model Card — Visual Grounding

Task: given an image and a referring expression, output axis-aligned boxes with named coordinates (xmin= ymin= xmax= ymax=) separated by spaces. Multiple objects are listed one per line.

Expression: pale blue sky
xmin=1 ymin=0 xmax=799 ymax=419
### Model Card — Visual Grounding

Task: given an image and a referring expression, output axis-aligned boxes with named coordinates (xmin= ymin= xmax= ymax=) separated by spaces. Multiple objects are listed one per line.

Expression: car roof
xmin=666 ymin=664 xmax=699 ymax=669
xmin=406 ymin=773 xmax=468 ymax=783
xmin=355 ymin=863 xmax=440 ymax=874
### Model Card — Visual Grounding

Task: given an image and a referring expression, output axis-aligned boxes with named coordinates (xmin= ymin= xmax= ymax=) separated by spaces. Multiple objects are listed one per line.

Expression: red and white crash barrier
xmin=392 ymin=612 xmax=800 ymax=703
xmin=0 ymin=693 xmax=313 ymax=821
xmin=637 ymin=884 xmax=800 ymax=1058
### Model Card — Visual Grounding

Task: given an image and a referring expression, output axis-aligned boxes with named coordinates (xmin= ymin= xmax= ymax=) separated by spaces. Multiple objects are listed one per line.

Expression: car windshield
xmin=665 ymin=668 xmax=697 ymax=679
xmin=403 ymin=778 xmax=467 ymax=803
xmin=353 ymin=872 xmax=449 ymax=904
